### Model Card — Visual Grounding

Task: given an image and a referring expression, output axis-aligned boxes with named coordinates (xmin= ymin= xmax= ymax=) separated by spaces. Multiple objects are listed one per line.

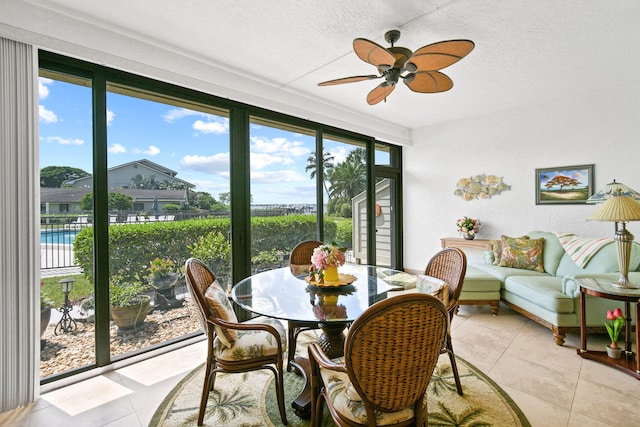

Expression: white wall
xmin=403 ymin=85 xmax=640 ymax=271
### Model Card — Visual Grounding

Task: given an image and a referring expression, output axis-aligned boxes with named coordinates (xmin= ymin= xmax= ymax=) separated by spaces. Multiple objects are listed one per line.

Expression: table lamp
xmin=587 ymin=189 xmax=640 ymax=288
xmin=586 ymin=179 xmax=640 ymax=203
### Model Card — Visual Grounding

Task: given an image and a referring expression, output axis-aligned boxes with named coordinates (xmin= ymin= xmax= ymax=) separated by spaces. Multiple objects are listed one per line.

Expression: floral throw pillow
xmin=491 ymin=235 xmax=529 ymax=265
xmin=498 ymin=237 xmax=545 ymax=272
xmin=416 ymin=275 xmax=450 ymax=306
xmin=204 ymin=281 xmax=239 ymax=348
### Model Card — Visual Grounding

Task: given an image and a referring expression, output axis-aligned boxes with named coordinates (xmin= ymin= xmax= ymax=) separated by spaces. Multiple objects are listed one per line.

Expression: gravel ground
xmin=40 ymin=300 xmax=202 ymax=378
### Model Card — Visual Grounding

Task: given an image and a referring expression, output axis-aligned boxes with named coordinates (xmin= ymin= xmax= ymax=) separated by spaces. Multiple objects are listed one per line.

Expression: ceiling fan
xmin=318 ymin=30 xmax=474 ymax=105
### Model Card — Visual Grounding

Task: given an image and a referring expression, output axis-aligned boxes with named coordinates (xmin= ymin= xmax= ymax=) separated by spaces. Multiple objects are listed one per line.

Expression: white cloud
xmin=39 ymin=105 xmax=58 ymax=123
xmin=193 ymin=119 xmax=229 ymax=134
xmin=106 ymin=110 xmax=115 ymax=126
xmin=163 ymin=108 xmax=201 ymax=122
xmin=143 ymin=145 xmax=160 ymax=156
xmin=43 ymin=136 xmax=84 ymax=145
xmin=250 ymin=169 xmax=306 ymax=183
xmin=250 ymin=152 xmax=291 ymax=170
xmin=250 ymin=136 xmax=309 ymax=157
xmin=328 ymin=146 xmax=348 ymax=164
xmin=108 ymin=143 xmax=126 ymax=154
xmin=181 ymin=153 xmax=230 ymax=174
xmin=38 ymin=78 xmax=53 ymax=100
xmin=188 ymin=179 xmax=230 ymax=194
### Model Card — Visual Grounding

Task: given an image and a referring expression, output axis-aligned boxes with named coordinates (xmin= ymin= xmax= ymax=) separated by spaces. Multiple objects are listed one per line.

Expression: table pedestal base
xmin=316 ymin=322 xmax=347 ymax=359
xmin=291 ymin=322 xmax=348 ymax=419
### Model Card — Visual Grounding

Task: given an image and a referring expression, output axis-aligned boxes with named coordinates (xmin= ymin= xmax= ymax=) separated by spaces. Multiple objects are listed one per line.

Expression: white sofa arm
xmin=561 ymin=276 xmax=582 ymax=297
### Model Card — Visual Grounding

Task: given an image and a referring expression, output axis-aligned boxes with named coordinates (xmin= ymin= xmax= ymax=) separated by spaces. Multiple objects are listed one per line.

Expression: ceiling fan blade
xmin=403 ymin=71 xmax=453 ymax=93
xmin=366 ymin=83 xmax=395 ymax=105
xmin=406 ymin=40 xmax=475 ymax=72
xmin=353 ymin=38 xmax=395 ymax=68
xmin=317 ymin=75 xmax=380 ymax=86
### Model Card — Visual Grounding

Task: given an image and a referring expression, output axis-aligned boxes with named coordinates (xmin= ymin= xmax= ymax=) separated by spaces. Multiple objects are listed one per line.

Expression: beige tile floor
xmin=1 ymin=302 xmax=638 ymax=426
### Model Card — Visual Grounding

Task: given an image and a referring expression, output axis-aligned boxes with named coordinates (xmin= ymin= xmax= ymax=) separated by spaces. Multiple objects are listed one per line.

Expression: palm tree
xmin=329 ymin=160 xmax=366 ymax=200
xmin=345 ymin=147 xmax=366 ymax=165
xmin=305 ymin=150 xmax=334 ymax=195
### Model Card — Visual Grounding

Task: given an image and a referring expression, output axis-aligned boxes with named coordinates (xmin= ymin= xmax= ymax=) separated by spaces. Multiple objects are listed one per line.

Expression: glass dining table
xmin=231 ymin=263 xmax=418 ymax=417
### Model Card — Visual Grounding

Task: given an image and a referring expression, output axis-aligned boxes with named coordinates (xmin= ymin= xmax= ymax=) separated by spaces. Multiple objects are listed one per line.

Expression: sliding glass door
xmin=39 ymin=72 xmax=97 ymax=379
xmin=38 ymin=50 xmax=402 ymax=383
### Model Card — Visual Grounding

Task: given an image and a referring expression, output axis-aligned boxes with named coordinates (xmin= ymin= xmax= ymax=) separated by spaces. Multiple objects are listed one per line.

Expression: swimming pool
xmin=40 ymin=229 xmax=80 ymax=245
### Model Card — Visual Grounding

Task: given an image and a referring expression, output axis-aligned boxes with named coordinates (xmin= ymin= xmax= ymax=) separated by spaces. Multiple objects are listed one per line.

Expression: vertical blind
xmin=0 ymin=36 xmax=39 ymax=413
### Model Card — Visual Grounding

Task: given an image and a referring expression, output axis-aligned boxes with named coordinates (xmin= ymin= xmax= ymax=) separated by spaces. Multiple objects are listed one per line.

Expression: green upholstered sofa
xmin=469 ymin=230 xmax=640 ymax=345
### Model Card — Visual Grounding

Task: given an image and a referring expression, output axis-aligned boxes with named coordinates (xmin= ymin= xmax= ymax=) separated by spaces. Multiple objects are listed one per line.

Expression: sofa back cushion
xmin=498 ymin=236 xmax=545 ymax=272
xmin=555 ymin=241 xmax=640 ymax=277
xmin=527 ymin=230 xmax=566 ymax=276
xmin=490 ymin=234 xmax=529 ymax=265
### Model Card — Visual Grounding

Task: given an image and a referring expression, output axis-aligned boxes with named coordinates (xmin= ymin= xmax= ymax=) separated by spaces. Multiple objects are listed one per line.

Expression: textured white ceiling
xmin=5 ymin=0 xmax=640 ymax=143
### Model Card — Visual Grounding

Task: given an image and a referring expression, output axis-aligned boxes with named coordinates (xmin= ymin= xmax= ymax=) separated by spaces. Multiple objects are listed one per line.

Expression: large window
xmin=38 ymin=51 xmax=402 ymax=383
xmin=39 ymin=73 xmax=96 ymax=379
xmin=249 ymin=118 xmax=317 ymax=273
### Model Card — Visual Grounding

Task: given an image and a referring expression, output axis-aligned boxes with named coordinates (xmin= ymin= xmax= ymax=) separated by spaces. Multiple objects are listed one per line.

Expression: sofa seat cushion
xmin=504 ymin=276 xmax=574 ymax=314
xmin=473 ymin=264 xmax=549 ymax=282
xmin=463 ymin=266 xmax=502 ymax=292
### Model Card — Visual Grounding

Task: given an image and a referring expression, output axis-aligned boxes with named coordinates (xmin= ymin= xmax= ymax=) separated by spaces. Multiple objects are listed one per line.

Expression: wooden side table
xmin=576 ymin=278 xmax=640 ymax=379
xmin=440 ymin=237 xmax=492 ymax=251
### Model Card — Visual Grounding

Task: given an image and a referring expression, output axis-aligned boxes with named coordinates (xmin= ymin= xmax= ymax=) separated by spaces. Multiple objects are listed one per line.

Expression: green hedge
xmin=74 ymin=215 xmax=339 ymax=283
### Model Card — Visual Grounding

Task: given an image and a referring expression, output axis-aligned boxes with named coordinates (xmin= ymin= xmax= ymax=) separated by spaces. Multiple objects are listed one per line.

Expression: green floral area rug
xmin=151 ymin=334 xmax=530 ymax=426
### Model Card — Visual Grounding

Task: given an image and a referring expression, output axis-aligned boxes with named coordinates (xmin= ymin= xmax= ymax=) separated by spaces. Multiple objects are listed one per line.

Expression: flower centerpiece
xmin=604 ymin=308 xmax=625 ymax=358
xmin=311 ymin=243 xmax=346 ymax=282
xmin=313 ymin=300 xmax=347 ymax=320
xmin=456 ymin=216 xmax=480 ymax=240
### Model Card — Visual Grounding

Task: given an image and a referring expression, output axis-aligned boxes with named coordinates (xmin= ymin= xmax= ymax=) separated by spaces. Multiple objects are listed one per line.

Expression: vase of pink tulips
xmin=604 ymin=308 xmax=625 ymax=359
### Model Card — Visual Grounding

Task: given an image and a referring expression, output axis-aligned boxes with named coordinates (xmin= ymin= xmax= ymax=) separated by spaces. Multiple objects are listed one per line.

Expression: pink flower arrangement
xmin=456 ymin=216 xmax=480 ymax=235
xmin=605 ymin=308 xmax=625 ymax=349
xmin=313 ymin=303 xmax=347 ymax=320
xmin=311 ymin=244 xmax=346 ymax=270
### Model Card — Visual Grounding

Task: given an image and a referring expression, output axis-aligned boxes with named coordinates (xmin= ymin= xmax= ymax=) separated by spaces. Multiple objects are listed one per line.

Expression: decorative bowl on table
xmin=305 ymin=273 xmax=356 ymax=287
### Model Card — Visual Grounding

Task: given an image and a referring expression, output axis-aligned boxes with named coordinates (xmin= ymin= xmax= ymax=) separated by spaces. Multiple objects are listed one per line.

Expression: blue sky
xmin=37 ymin=77 xmax=370 ymax=205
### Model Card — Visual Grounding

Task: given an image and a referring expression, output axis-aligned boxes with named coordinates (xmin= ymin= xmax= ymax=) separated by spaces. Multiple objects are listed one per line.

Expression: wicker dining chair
xmin=308 ymin=293 xmax=449 ymax=427
xmin=425 ymin=247 xmax=467 ymax=395
xmin=287 ymin=239 xmax=324 ymax=370
xmin=184 ymin=258 xmax=288 ymax=426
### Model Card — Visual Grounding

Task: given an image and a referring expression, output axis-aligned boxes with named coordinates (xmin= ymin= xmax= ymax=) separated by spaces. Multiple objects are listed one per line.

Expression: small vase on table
xmin=606 ymin=343 xmax=623 ymax=359
xmin=463 ymin=233 xmax=475 ymax=240
xmin=324 ymin=265 xmax=339 ymax=282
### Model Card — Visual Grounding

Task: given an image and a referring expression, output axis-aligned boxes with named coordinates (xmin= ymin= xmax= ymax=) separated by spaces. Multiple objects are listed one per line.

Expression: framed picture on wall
xmin=535 ymin=164 xmax=594 ymax=205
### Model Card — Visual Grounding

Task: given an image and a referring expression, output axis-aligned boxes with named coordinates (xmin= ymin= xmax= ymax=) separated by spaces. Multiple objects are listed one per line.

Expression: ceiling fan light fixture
xmin=403 ymin=73 xmax=416 ymax=84
xmin=405 ymin=62 xmax=418 ymax=73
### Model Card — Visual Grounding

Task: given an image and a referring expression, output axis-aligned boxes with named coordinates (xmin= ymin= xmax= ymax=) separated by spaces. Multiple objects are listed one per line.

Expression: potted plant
xmin=604 ymin=307 xmax=625 ymax=359
xmin=456 ymin=216 xmax=480 ymax=240
xmin=40 ymin=280 xmax=52 ymax=339
xmin=147 ymin=257 xmax=179 ymax=292
xmin=109 ymin=281 xmax=151 ymax=330
xmin=147 ymin=257 xmax=182 ymax=307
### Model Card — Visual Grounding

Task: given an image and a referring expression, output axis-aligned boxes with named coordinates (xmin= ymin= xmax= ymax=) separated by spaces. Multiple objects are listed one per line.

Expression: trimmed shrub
xmin=74 ymin=215 xmax=337 ymax=282
xmin=334 ymin=218 xmax=353 ymax=249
